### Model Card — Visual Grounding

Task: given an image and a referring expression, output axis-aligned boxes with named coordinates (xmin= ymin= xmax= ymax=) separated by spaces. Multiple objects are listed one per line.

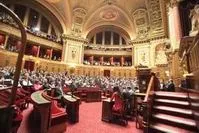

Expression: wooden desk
xmin=67 ymin=87 xmax=102 ymax=102
xmin=101 ymin=98 xmax=114 ymax=122
xmin=86 ymin=90 xmax=101 ymax=102
xmin=134 ymin=93 xmax=146 ymax=97
xmin=31 ymin=91 xmax=51 ymax=133
xmin=63 ymin=95 xmax=80 ymax=123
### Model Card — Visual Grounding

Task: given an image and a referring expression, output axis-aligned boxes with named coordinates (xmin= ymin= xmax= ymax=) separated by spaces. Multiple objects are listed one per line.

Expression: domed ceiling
xmin=41 ymin=0 xmax=146 ymax=39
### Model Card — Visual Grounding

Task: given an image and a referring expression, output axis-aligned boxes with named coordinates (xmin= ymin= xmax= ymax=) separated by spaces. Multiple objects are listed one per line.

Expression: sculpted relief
xmin=68 ymin=45 xmax=80 ymax=63
xmin=190 ymin=4 xmax=199 ymax=34
xmin=132 ymin=9 xmax=149 ymax=39
xmin=137 ymin=47 xmax=149 ymax=66
xmin=100 ymin=9 xmax=118 ymax=21
xmin=155 ymin=44 xmax=167 ymax=65
xmin=72 ymin=8 xmax=87 ymax=36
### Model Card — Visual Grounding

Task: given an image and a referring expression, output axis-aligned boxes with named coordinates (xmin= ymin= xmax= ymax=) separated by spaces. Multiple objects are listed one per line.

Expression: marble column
xmin=110 ymin=57 xmax=114 ymax=65
xmin=111 ymin=32 xmax=113 ymax=45
xmin=121 ymin=56 xmax=124 ymax=66
xmin=3 ymin=35 xmax=9 ymax=49
xmin=36 ymin=14 xmax=42 ymax=30
xmin=102 ymin=31 xmax=105 ymax=45
xmin=94 ymin=34 xmax=96 ymax=45
xmin=37 ymin=46 xmax=40 ymax=57
xmin=23 ymin=8 xmax=30 ymax=26
xmin=168 ymin=0 xmax=182 ymax=49
xmin=79 ymin=44 xmax=83 ymax=64
xmin=61 ymin=40 xmax=67 ymax=62
xmin=89 ymin=56 xmax=94 ymax=65
xmin=100 ymin=56 xmax=104 ymax=65
xmin=119 ymin=36 xmax=122 ymax=45
xmin=50 ymin=49 xmax=53 ymax=60
xmin=47 ymin=24 xmax=52 ymax=35
xmin=81 ymin=45 xmax=84 ymax=64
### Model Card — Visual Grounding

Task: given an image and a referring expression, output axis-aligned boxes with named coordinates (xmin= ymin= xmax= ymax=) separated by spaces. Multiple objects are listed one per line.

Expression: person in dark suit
xmin=151 ymin=72 xmax=160 ymax=91
xmin=167 ymin=79 xmax=175 ymax=92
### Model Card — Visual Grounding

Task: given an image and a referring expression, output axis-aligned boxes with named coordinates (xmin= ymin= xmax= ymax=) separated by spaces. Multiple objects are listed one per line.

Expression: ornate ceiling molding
xmin=83 ymin=21 xmax=133 ymax=40
xmin=100 ymin=8 xmax=119 ymax=21
xmin=83 ymin=4 xmax=135 ymax=38
xmin=62 ymin=34 xmax=88 ymax=44
xmin=45 ymin=0 xmax=61 ymax=3
xmin=36 ymin=0 xmax=69 ymax=33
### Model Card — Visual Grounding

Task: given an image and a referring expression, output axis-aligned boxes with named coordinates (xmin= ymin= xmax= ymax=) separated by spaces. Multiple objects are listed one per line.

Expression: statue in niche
xmin=190 ymin=4 xmax=199 ymax=32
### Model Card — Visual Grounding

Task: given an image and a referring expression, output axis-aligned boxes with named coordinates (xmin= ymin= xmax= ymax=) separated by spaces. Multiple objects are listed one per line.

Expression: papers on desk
xmin=63 ymin=94 xmax=77 ymax=102
xmin=103 ymin=98 xmax=114 ymax=102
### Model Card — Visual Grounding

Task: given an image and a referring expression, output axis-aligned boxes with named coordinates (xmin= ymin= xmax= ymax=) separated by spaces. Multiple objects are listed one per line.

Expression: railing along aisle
xmin=0 ymin=3 xmax=27 ymax=133
xmin=142 ymin=75 xmax=155 ymax=133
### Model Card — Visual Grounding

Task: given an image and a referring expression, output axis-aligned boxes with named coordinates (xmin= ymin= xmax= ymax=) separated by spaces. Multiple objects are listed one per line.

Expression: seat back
xmin=42 ymin=90 xmax=67 ymax=127
xmin=0 ymin=106 xmax=15 ymax=133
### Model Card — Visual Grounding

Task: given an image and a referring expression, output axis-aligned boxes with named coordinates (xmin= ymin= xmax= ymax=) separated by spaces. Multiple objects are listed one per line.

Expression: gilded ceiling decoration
xmin=100 ymin=8 xmax=119 ymax=21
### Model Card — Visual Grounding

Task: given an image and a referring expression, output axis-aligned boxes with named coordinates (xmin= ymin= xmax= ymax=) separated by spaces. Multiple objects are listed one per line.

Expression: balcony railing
xmin=84 ymin=49 xmax=132 ymax=56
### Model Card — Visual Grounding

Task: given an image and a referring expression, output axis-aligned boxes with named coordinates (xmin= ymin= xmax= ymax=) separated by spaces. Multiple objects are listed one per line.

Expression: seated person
xmin=20 ymin=73 xmax=34 ymax=93
xmin=33 ymin=80 xmax=43 ymax=91
xmin=125 ymin=87 xmax=134 ymax=115
xmin=21 ymin=73 xmax=33 ymax=87
xmin=110 ymin=86 xmax=124 ymax=113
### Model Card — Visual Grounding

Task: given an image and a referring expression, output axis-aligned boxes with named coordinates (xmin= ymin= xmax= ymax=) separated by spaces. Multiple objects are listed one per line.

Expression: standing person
xmin=151 ymin=72 xmax=160 ymax=91
xmin=111 ymin=86 xmax=124 ymax=113
xmin=125 ymin=87 xmax=134 ymax=116
xmin=167 ymin=79 xmax=175 ymax=92
xmin=160 ymin=79 xmax=165 ymax=91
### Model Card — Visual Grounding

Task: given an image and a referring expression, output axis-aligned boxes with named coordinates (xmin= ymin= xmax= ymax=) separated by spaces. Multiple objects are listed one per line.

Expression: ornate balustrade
xmin=0 ymin=22 xmax=62 ymax=50
xmin=84 ymin=49 xmax=132 ymax=56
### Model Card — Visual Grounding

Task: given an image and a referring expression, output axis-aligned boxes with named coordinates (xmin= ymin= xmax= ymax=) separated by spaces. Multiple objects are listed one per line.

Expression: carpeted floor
xmin=18 ymin=102 xmax=142 ymax=133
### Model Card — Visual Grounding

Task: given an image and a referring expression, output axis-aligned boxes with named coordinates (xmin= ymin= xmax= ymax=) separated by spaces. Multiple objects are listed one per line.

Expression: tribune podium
xmin=136 ymin=68 xmax=151 ymax=93
xmin=101 ymin=98 xmax=114 ymax=122
xmin=63 ymin=95 xmax=80 ymax=123
xmin=31 ymin=91 xmax=51 ymax=133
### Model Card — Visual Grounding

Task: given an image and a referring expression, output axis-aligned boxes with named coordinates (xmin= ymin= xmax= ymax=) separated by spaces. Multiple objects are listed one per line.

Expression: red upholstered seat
xmin=51 ymin=100 xmax=67 ymax=118
xmin=0 ymin=89 xmax=27 ymax=110
xmin=49 ymin=100 xmax=67 ymax=132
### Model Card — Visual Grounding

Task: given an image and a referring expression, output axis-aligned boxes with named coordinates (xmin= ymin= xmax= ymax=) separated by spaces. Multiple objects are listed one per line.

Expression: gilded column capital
xmin=169 ymin=0 xmax=178 ymax=8
xmin=169 ymin=0 xmax=183 ymax=8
